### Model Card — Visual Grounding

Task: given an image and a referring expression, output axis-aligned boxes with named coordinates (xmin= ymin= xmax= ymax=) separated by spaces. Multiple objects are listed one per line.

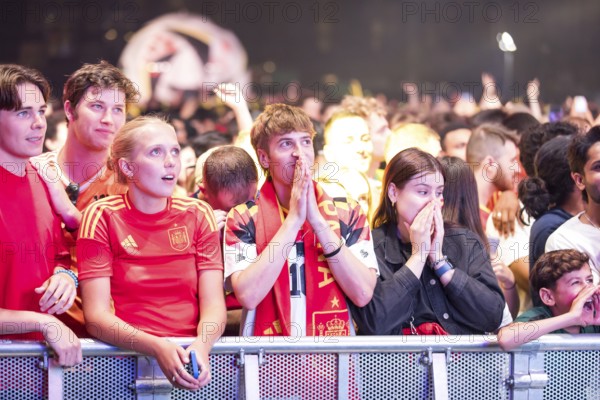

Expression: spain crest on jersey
xmin=168 ymin=226 xmax=190 ymax=251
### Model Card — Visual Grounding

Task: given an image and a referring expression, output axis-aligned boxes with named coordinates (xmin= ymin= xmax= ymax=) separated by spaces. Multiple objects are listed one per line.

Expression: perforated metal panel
xmin=63 ymin=356 xmax=136 ymax=400
xmin=258 ymin=353 xmax=338 ymax=399
xmin=171 ymin=353 xmax=240 ymax=400
xmin=544 ymin=350 xmax=600 ymax=400
xmin=447 ymin=352 xmax=510 ymax=400
xmin=0 ymin=356 xmax=47 ymax=400
xmin=357 ymin=352 xmax=432 ymax=399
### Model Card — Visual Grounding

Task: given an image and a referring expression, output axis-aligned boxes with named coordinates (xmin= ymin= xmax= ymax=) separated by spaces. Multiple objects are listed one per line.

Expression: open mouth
xmin=26 ymin=136 xmax=43 ymax=143
xmin=584 ymin=300 xmax=594 ymax=311
xmin=161 ymin=175 xmax=175 ymax=181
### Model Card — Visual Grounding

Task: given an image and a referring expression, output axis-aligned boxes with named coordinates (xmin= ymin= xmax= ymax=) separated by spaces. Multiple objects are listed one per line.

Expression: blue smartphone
xmin=185 ymin=350 xmax=200 ymax=379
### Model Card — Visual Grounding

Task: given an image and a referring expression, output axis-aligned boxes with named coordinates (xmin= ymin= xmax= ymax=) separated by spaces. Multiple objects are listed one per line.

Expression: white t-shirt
xmin=486 ymin=203 xmax=533 ymax=314
xmin=545 ymin=212 xmax=600 ymax=281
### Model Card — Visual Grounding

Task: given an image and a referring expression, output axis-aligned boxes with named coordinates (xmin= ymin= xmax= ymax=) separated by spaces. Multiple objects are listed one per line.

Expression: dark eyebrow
xmin=17 ymin=105 xmax=47 ymax=111
xmin=413 ymin=182 xmax=444 ymax=187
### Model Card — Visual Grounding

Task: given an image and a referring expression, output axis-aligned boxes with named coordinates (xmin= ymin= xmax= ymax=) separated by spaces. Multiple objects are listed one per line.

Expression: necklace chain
xmin=583 ymin=212 xmax=600 ymax=230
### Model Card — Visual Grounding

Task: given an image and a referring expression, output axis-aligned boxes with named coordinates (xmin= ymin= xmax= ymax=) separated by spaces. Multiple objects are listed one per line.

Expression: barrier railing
xmin=1 ymin=335 xmax=600 ymax=399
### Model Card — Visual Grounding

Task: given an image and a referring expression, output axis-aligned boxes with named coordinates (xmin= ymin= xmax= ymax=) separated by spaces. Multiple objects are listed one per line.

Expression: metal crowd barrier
xmin=1 ymin=335 xmax=600 ymax=399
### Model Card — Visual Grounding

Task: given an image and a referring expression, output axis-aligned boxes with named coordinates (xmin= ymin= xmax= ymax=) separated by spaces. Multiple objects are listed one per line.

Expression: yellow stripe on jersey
xmin=172 ymin=198 xmax=218 ymax=232
xmin=80 ymin=196 xmax=125 ymax=239
xmin=79 ymin=196 xmax=121 ymax=236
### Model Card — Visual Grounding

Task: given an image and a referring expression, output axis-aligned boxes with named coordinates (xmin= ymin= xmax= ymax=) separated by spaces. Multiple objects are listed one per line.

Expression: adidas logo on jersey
xmin=121 ymin=235 xmax=139 ymax=255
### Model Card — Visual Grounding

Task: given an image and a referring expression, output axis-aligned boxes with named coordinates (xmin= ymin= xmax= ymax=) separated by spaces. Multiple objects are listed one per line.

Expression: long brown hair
xmin=440 ymin=156 xmax=488 ymax=248
xmin=372 ymin=148 xmax=445 ymax=229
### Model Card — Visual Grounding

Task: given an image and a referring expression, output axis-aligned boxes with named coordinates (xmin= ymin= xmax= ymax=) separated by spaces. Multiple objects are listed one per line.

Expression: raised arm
xmin=214 ymin=83 xmax=254 ymax=133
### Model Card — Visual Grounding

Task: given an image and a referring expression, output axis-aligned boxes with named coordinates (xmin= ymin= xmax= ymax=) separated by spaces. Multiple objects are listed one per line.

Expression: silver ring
xmin=179 ymin=367 xmax=186 ymax=373
xmin=172 ymin=375 xmax=177 ymax=382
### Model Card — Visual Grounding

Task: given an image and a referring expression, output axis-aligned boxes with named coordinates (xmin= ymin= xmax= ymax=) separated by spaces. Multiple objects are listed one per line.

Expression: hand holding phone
xmin=185 ymin=350 xmax=200 ymax=379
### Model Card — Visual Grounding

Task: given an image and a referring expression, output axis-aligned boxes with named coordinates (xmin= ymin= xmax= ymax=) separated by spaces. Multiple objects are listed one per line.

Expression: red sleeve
xmin=77 ymin=205 xmax=113 ymax=280
xmin=194 ymin=204 xmax=223 ymax=271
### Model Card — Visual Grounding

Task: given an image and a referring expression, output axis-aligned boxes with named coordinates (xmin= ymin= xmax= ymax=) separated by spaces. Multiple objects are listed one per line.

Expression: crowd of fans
xmin=2 ymin=60 xmax=600 ymax=389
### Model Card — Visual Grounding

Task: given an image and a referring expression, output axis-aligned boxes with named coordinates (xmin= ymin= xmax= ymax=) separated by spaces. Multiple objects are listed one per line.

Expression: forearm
xmin=232 ymin=218 xmax=302 ymax=309
xmin=232 ymin=105 xmax=253 ymax=133
xmin=313 ymin=220 xmax=376 ymax=307
xmin=0 ymin=309 xmax=63 ymax=335
xmin=529 ymin=101 xmax=542 ymax=121
xmin=498 ymin=315 xmax=576 ymax=351
xmin=47 ymin=179 xmax=82 ymax=231
xmin=326 ymin=247 xmax=377 ymax=307
xmin=191 ymin=308 xmax=226 ymax=361
xmin=84 ymin=308 xmax=161 ymax=357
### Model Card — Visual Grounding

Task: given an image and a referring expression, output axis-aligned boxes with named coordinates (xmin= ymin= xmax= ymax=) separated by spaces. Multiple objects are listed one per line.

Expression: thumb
xmin=177 ymin=346 xmax=190 ymax=364
xmin=35 ymin=280 xmax=49 ymax=293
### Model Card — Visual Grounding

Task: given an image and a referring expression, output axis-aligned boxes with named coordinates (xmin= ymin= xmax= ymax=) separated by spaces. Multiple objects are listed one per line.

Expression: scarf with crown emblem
xmin=253 ymin=179 xmax=351 ymax=336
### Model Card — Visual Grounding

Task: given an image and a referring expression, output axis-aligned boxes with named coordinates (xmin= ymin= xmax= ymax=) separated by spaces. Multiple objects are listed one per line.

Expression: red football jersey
xmin=0 ymin=163 xmax=70 ymax=340
xmin=78 ymin=194 xmax=222 ymax=337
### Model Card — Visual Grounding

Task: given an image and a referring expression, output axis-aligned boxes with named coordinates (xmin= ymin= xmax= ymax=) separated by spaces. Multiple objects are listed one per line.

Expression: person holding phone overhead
xmin=78 ymin=116 xmax=226 ymax=390
xmin=349 ymin=148 xmax=505 ymax=335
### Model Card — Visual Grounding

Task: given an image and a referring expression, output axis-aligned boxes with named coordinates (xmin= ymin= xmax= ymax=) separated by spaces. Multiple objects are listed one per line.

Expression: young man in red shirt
xmin=0 ymin=64 xmax=81 ymax=366
xmin=32 ymin=61 xmax=138 ymax=335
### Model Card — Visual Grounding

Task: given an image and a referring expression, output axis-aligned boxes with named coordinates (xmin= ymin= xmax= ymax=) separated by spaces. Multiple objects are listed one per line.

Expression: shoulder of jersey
xmin=79 ymin=195 xmax=126 ymax=238
xmin=171 ymin=196 xmax=213 ymax=215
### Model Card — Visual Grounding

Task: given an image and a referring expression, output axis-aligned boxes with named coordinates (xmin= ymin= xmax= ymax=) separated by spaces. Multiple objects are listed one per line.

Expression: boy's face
xmin=258 ymin=131 xmax=314 ymax=187
xmin=544 ymin=263 xmax=594 ymax=315
xmin=0 ymin=82 xmax=47 ymax=164
xmin=66 ymin=86 xmax=126 ymax=152
xmin=204 ymin=182 xmax=257 ymax=213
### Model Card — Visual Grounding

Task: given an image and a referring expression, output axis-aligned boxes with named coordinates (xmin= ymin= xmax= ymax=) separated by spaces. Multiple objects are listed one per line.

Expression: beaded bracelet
xmin=324 ymin=236 xmax=346 ymax=259
xmin=54 ymin=269 xmax=79 ymax=288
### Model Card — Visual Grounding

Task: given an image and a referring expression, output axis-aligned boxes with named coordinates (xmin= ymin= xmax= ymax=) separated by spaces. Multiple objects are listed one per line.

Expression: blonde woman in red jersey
xmin=78 ymin=116 xmax=226 ymax=390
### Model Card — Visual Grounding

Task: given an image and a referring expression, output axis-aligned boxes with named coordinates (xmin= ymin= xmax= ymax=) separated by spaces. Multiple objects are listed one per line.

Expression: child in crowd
xmin=498 ymin=249 xmax=600 ymax=351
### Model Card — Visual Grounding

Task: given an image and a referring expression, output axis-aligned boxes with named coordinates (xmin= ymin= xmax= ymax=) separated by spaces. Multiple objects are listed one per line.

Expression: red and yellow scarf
xmin=253 ymin=179 xmax=351 ymax=336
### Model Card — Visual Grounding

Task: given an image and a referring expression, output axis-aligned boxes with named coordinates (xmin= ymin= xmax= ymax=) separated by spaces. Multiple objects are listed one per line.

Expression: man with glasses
xmin=32 ymin=61 xmax=138 ymax=335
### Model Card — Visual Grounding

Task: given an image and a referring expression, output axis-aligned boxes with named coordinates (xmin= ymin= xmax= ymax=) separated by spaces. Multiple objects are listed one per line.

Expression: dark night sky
xmin=1 ymin=0 xmax=599 ymax=104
